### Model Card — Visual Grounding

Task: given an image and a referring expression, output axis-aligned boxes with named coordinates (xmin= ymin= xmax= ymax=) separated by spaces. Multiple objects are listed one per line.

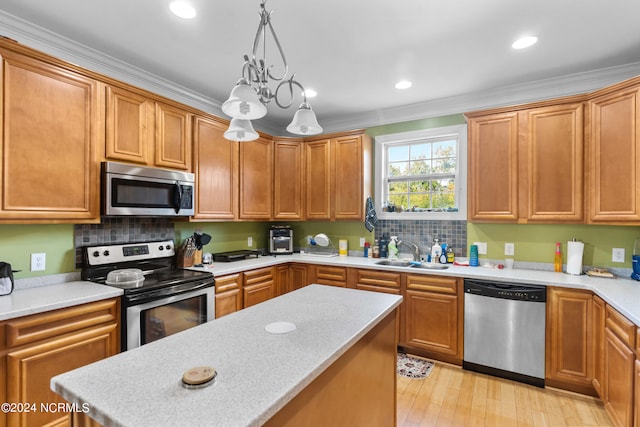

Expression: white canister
xmin=339 ymin=239 xmax=348 ymax=256
xmin=566 ymin=240 xmax=584 ymax=275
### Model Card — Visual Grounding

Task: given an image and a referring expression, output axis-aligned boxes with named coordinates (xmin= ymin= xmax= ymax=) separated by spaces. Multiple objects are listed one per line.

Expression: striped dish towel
xmin=364 ymin=197 xmax=378 ymax=231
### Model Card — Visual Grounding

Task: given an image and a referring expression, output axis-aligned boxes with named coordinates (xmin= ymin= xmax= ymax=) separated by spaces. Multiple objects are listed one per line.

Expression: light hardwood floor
xmin=397 ymin=362 xmax=612 ymax=427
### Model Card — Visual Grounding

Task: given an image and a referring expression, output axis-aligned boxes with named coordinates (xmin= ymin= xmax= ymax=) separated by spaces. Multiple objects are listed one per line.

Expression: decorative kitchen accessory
xmin=0 ymin=262 xmax=15 ymax=296
xmin=566 ymin=239 xmax=584 ymax=275
xmin=364 ymin=196 xmax=378 ymax=231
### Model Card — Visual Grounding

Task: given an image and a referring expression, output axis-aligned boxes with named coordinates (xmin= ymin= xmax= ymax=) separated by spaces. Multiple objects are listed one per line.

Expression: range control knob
xmin=159 ymin=245 xmax=164 ymax=251
xmin=103 ymin=250 xmax=110 ymax=257
xmin=165 ymin=244 xmax=172 ymax=250
xmin=92 ymin=251 xmax=100 ymax=257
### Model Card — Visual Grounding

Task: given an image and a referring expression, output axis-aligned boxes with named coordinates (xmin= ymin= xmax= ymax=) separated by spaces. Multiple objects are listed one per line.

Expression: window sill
xmin=377 ymin=210 xmax=467 ymax=221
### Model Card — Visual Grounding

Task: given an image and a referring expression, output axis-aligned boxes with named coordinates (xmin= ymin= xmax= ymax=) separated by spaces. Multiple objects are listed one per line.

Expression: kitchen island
xmin=51 ymin=285 xmax=402 ymax=427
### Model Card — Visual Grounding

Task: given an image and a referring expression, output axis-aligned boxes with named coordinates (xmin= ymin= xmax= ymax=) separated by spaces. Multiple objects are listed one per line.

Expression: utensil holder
xmin=177 ymin=249 xmax=195 ymax=268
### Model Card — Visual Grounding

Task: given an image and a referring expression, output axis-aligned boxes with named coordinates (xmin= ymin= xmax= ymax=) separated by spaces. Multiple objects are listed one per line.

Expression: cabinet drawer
xmin=406 ymin=274 xmax=458 ymax=294
xmin=316 ymin=266 xmax=347 ymax=282
xmin=244 ymin=267 xmax=274 ymax=286
xmin=215 ymin=273 xmax=241 ymax=293
xmin=351 ymin=269 xmax=401 ymax=289
xmin=2 ymin=298 xmax=119 ymax=349
xmin=605 ymin=305 xmax=636 ymax=349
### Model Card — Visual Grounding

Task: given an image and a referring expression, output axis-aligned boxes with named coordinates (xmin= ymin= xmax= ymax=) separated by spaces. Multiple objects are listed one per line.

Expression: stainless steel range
xmin=81 ymin=240 xmax=215 ymax=351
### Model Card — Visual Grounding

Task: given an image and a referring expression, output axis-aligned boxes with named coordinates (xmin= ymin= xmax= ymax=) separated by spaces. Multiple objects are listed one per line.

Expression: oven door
xmin=125 ymin=286 xmax=214 ymax=350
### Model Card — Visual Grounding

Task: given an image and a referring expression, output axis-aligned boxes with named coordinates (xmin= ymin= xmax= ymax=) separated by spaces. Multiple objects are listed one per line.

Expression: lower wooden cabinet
xmin=214 ymin=273 xmax=242 ymax=318
xmin=289 ymin=264 xmax=309 ymax=293
xmin=593 ymin=294 xmax=606 ymax=396
xmin=243 ymin=267 xmax=275 ymax=308
xmin=348 ymin=268 xmax=402 ymax=295
xmin=545 ymin=287 xmax=595 ymax=395
xmin=1 ymin=298 xmax=120 ymax=427
xmin=309 ymin=265 xmax=348 ymax=288
xmin=403 ymin=274 xmax=462 ymax=364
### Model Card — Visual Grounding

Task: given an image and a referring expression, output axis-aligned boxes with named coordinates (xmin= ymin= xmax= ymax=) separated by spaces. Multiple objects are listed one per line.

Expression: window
xmin=374 ymin=124 xmax=467 ymax=220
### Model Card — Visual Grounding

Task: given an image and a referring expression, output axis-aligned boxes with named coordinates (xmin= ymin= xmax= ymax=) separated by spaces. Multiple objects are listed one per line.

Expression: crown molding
xmin=2 ymin=9 xmax=639 ymax=137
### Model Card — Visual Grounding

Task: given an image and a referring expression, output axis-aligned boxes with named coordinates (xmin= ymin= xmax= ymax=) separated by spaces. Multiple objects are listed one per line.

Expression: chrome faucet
xmin=398 ymin=240 xmax=421 ymax=261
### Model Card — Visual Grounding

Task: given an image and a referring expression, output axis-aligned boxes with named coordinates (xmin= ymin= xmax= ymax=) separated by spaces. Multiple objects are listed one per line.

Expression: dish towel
xmin=364 ymin=197 xmax=378 ymax=231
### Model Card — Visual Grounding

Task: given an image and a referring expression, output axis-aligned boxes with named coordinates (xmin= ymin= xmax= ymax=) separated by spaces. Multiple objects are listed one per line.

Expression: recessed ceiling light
xmin=395 ymin=80 xmax=412 ymax=90
xmin=170 ymin=1 xmax=196 ymax=19
xmin=304 ymin=89 xmax=317 ymax=98
xmin=512 ymin=36 xmax=538 ymax=50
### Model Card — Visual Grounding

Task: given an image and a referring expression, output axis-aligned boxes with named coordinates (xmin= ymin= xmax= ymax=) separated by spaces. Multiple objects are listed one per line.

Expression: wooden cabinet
xmin=466 ymin=99 xmax=584 ymax=223
xmin=289 ymin=264 xmax=309 ymax=293
xmin=192 ymin=116 xmax=239 ymax=220
xmin=239 ymin=137 xmax=273 ymax=219
xmin=1 ymin=299 xmax=119 ymax=427
xmin=0 ymin=43 xmax=102 ymax=223
xmin=587 ymin=79 xmax=640 ymax=224
xmin=105 ymin=84 xmax=192 ymax=170
xmin=273 ymin=138 xmax=305 ymax=220
xmin=635 ymin=359 xmax=640 ymax=427
xmin=309 ymin=265 xmax=348 ymax=287
xmin=593 ymin=294 xmax=606 ymax=397
xmin=214 ymin=273 xmax=242 ymax=318
xmin=545 ymin=287 xmax=595 ymax=395
xmin=304 ymin=130 xmax=372 ymax=220
xmin=403 ymin=274 xmax=462 ymax=364
xmin=348 ymin=268 xmax=401 ymax=295
xmin=243 ymin=267 xmax=275 ymax=308
xmin=275 ymin=265 xmax=290 ymax=296
xmin=603 ymin=305 xmax=636 ymax=427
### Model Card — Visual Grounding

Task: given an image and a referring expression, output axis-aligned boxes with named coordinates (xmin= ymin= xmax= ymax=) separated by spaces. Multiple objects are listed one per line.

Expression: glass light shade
xmin=224 ymin=118 xmax=259 ymax=142
xmin=221 ymin=80 xmax=267 ymax=120
xmin=286 ymin=103 xmax=323 ymax=135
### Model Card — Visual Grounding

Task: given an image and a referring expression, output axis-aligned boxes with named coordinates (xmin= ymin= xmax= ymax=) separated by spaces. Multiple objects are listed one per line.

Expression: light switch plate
xmin=247 ymin=236 xmax=253 ymax=247
xmin=359 ymin=237 xmax=365 ymax=247
xmin=612 ymin=248 xmax=625 ymax=263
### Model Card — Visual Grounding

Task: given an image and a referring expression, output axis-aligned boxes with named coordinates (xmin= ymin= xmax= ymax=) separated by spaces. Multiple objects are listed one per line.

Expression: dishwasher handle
xmin=464 ymin=279 xmax=546 ymax=302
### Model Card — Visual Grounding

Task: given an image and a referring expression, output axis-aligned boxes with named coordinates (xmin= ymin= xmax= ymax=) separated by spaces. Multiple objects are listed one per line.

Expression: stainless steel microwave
xmin=102 ymin=161 xmax=195 ymax=217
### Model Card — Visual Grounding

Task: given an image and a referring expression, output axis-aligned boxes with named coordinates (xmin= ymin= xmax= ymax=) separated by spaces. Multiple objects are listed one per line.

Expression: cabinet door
xmin=239 ymin=137 xmax=273 ymax=219
xmin=311 ymin=265 xmax=347 ymax=287
xmin=545 ymin=288 xmax=594 ymax=395
xmin=105 ymin=85 xmax=153 ymax=165
xmin=404 ymin=275 xmax=462 ymax=363
xmin=635 ymin=359 xmax=640 ymax=427
xmin=593 ymin=295 xmax=606 ymax=397
xmin=588 ymin=85 xmax=640 ymax=223
xmin=273 ymin=139 xmax=304 ymax=220
xmin=275 ymin=265 xmax=290 ymax=296
xmin=243 ymin=267 xmax=275 ymax=308
xmin=333 ymin=135 xmax=365 ymax=219
xmin=467 ymin=112 xmax=519 ymax=221
xmin=192 ymin=116 xmax=238 ymax=219
xmin=214 ymin=273 xmax=242 ymax=318
xmin=604 ymin=328 xmax=635 ymax=427
xmin=6 ymin=323 xmax=119 ymax=427
xmin=155 ymin=102 xmax=192 ymax=170
xmin=0 ymin=48 xmax=101 ymax=222
xmin=305 ymin=139 xmax=332 ymax=219
xmin=289 ymin=264 xmax=309 ymax=292
xmin=520 ymin=103 xmax=584 ymax=222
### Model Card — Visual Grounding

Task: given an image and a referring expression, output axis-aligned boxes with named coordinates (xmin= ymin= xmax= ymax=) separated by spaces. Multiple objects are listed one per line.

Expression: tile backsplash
xmin=374 ymin=219 xmax=467 ymax=259
xmin=74 ymin=218 xmax=175 ymax=267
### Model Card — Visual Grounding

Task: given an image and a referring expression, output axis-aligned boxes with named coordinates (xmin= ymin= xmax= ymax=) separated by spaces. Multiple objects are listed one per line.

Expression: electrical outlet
xmin=474 ymin=242 xmax=487 ymax=255
xmin=612 ymin=248 xmax=625 ymax=263
xmin=247 ymin=236 xmax=253 ymax=247
xmin=31 ymin=253 xmax=46 ymax=271
xmin=504 ymin=243 xmax=515 ymax=256
xmin=359 ymin=237 xmax=365 ymax=248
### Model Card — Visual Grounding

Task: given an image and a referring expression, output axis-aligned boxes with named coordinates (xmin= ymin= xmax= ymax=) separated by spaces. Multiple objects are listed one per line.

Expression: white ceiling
xmin=1 ymin=0 xmax=640 ymax=135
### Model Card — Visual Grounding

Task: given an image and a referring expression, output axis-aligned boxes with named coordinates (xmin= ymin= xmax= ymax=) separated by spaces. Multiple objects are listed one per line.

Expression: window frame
xmin=374 ymin=124 xmax=467 ymax=220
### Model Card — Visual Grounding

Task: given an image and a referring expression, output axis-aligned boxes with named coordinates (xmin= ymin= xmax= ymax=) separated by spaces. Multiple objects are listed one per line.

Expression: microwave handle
xmin=173 ymin=182 xmax=183 ymax=213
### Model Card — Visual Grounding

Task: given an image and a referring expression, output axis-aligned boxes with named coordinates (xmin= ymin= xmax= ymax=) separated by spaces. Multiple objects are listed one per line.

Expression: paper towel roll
xmin=566 ymin=241 xmax=584 ymax=275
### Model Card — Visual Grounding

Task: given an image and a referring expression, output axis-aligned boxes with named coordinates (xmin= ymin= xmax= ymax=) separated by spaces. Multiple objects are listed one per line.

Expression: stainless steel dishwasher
xmin=463 ymin=279 xmax=546 ymax=387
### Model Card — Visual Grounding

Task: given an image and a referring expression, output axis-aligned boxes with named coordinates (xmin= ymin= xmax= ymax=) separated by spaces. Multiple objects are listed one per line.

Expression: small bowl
xmin=105 ymin=268 xmax=144 ymax=288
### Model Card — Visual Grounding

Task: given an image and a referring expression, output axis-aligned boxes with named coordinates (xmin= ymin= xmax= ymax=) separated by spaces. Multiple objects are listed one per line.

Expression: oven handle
xmin=173 ymin=181 xmax=183 ymax=214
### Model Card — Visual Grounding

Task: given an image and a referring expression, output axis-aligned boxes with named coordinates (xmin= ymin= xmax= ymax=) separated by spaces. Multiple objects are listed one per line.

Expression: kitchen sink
xmin=374 ymin=260 xmax=413 ymax=267
xmin=374 ymin=260 xmax=449 ymax=270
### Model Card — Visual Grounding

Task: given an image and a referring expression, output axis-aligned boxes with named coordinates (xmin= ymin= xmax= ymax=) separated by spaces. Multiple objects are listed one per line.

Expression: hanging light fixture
xmin=222 ymin=0 xmax=322 ymax=141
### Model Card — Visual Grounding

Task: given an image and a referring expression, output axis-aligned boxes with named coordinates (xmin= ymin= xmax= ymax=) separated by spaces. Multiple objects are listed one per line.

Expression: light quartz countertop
xmin=3 ymin=253 xmax=640 ymax=326
xmin=51 ymin=285 xmax=402 ymax=427
xmin=0 ymin=281 xmax=122 ymax=321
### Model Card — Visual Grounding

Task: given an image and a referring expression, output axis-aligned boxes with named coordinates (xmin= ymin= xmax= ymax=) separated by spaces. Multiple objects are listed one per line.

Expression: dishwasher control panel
xmin=464 ymin=279 xmax=546 ymax=302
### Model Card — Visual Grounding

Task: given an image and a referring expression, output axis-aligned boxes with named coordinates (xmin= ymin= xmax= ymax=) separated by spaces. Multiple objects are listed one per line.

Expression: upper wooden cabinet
xmin=587 ymin=79 xmax=640 ymax=224
xmin=466 ymin=99 xmax=584 ymax=223
xmin=273 ymin=138 xmax=305 ymax=220
xmin=192 ymin=116 xmax=238 ymax=220
xmin=304 ymin=130 xmax=372 ymax=221
xmin=0 ymin=43 xmax=102 ymax=223
xmin=105 ymin=85 xmax=192 ymax=170
xmin=239 ymin=137 xmax=273 ymax=219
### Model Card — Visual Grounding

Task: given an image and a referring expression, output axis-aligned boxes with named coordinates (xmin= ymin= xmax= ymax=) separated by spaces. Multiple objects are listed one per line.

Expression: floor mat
xmin=397 ymin=353 xmax=435 ymax=379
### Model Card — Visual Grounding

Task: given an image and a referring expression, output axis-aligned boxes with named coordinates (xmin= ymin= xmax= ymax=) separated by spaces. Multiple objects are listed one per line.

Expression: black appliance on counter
xmin=269 ymin=225 xmax=293 ymax=254
xmin=81 ymin=240 xmax=214 ymax=351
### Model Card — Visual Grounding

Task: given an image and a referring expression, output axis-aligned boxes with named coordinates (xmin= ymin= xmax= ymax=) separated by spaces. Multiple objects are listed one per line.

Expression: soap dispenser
xmin=388 ymin=236 xmax=399 ymax=259
xmin=431 ymin=238 xmax=442 ymax=263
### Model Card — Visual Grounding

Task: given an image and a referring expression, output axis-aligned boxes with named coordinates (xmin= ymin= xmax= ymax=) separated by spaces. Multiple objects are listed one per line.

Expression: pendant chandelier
xmin=222 ymin=0 xmax=323 ymax=141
